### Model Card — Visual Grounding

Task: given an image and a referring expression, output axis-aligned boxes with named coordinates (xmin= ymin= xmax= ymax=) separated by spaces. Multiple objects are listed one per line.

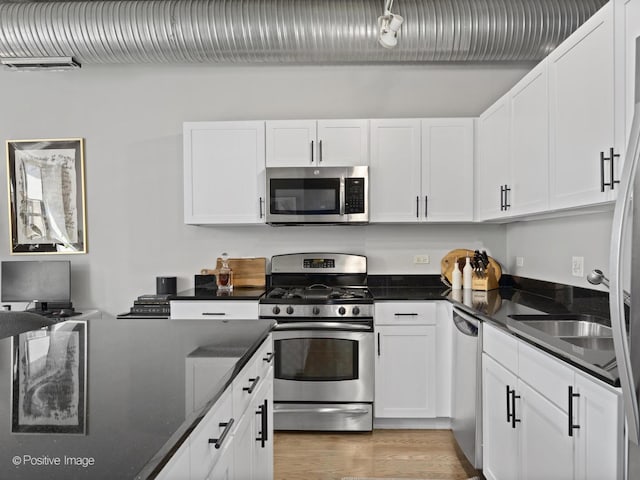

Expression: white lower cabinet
xmin=158 ymin=335 xmax=274 ymax=480
xmin=374 ymin=302 xmax=438 ymax=419
xmin=482 ymin=324 xmax=622 ymax=480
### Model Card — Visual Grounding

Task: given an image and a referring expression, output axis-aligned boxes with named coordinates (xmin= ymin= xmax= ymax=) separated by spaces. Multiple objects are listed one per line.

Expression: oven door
xmin=272 ymin=323 xmax=374 ymax=403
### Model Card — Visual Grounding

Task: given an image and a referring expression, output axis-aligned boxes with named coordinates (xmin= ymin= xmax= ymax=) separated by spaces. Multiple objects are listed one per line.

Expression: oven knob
xmin=272 ymin=306 xmax=281 ymax=315
xmin=352 ymin=306 xmax=360 ymax=315
xmin=338 ymin=306 xmax=346 ymax=315
xmin=286 ymin=306 xmax=294 ymax=315
xmin=312 ymin=306 xmax=321 ymax=315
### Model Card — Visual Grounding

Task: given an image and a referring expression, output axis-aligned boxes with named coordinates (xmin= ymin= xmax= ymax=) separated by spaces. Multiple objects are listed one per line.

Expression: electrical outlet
xmin=414 ymin=255 xmax=430 ymax=264
xmin=516 ymin=256 xmax=524 ymax=267
xmin=572 ymin=256 xmax=584 ymax=277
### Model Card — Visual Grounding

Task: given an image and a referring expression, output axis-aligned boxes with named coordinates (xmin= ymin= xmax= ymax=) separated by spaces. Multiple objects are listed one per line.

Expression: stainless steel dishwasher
xmin=451 ymin=306 xmax=483 ymax=469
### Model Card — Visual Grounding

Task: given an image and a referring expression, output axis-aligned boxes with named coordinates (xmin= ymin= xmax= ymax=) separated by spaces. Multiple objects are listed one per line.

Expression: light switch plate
xmin=572 ymin=256 xmax=584 ymax=277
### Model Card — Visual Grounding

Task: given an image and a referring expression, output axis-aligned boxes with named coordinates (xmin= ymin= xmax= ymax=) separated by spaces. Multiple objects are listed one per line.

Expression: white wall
xmin=0 ymin=63 xmax=532 ymax=315
xmin=505 ymin=210 xmax=613 ymax=291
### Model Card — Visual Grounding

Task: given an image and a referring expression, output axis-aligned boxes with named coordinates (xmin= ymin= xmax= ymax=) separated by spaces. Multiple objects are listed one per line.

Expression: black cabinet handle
xmin=209 ymin=418 xmax=234 ymax=449
xmin=259 ymin=197 xmax=264 ymax=218
xmin=424 ymin=196 xmax=428 ymax=218
xmin=394 ymin=313 xmax=418 ymax=316
xmin=263 ymin=352 xmax=274 ymax=363
xmin=600 ymin=150 xmax=606 ymax=192
xmin=506 ymin=385 xmax=512 ymax=423
xmin=319 ymin=139 xmax=323 ymax=163
xmin=504 ymin=185 xmax=511 ymax=210
xmin=511 ymin=390 xmax=521 ymax=428
xmin=416 ymin=196 xmax=419 ymax=218
xmin=568 ymin=386 xmax=581 ymax=437
xmin=310 ymin=140 xmax=314 ymax=163
xmin=377 ymin=332 xmax=381 ymax=356
xmin=500 ymin=185 xmax=505 ymax=211
xmin=255 ymin=399 xmax=268 ymax=447
xmin=243 ymin=376 xmax=261 ymax=394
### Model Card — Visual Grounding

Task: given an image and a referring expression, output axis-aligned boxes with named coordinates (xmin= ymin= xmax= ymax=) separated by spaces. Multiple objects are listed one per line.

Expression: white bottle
xmin=463 ymin=256 xmax=473 ymax=290
xmin=451 ymin=258 xmax=462 ymax=290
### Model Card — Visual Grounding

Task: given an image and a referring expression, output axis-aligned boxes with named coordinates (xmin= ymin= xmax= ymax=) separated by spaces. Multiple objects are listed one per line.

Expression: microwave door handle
xmin=340 ymin=177 xmax=345 ymax=216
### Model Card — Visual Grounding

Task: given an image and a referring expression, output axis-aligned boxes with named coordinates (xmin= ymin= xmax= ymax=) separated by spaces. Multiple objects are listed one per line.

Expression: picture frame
xmin=11 ymin=320 xmax=87 ymax=434
xmin=6 ymin=138 xmax=87 ymax=254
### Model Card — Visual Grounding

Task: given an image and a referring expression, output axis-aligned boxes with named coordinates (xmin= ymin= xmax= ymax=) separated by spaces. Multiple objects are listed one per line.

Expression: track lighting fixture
xmin=378 ymin=0 xmax=403 ymax=49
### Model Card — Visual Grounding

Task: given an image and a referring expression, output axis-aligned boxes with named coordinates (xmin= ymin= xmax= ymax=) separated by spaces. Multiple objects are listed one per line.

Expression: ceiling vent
xmin=0 ymin=56 xmax=81 ymax=71
xmin=0 ymin=0 xmax=608 ymax=65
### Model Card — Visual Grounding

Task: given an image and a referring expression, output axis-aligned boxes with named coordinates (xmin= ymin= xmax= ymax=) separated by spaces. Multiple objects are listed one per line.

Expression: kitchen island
xmin=0 ymin=312 xmax=273 ymax=480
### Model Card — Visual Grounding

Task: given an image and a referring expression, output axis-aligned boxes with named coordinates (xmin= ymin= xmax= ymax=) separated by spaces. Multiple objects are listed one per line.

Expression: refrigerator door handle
xmin=610 ymin=99 xmax=640 ymax=445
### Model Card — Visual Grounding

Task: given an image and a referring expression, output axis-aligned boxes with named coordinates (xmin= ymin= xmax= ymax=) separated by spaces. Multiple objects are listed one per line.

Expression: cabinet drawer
xmin=375 ymin=301 xmax=436 ymax=325
xmin=190 ymin=388 xmax=234 ymax=479
xmin=483 ymin=323 xmax=518 ymax=373
xmin=518 ymin=339 xmax=574 ymax=411
xmin=232 ymin=354 xmax=262 ymax=419
xmin=170 ymin=300 xmax=258 ymax=320
xmin=254 ymin=334 xmax=274 ymax=381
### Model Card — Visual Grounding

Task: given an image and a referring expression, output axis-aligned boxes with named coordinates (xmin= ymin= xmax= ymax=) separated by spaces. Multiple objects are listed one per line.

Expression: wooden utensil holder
xmin=471 ymin=264 xmax=500 ymax=291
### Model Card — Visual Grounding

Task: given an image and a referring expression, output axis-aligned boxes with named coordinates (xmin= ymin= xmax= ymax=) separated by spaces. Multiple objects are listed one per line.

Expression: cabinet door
xmin=509 ymin=62 xmax=550 ymax=216
xmin=476 ymin=96 xmax=510 ymax=221
xmin=316 ymin=119 xmax=369 ymax=166
xmin=518 ymin=380 xmax=574 ymax=480
xmin=548 ymin=4 xmax=616 ymax=209
xmin=421 ymin=118 xmax=474 ymax=222
xmin=184 ymin=121 xmax=266 ymax=224
xmin=265 ymin=120 xmax=317 ymax=167
xmin=573 ymin=372 xmax=623 ymax=480
xmin=253 ymin=372 xmax=274 ymax=480
xmin=233 ymin=408 xmax=255 ymax=480
xmin=369 ymin=119 xmax=422 ymax=222
xmin=374 ymin=325 xmax=436 ymax=418
xmin=482 ymin=354 xmax=519 ymax=480
xmin=208 ymin=438 xmax=234 ymax=480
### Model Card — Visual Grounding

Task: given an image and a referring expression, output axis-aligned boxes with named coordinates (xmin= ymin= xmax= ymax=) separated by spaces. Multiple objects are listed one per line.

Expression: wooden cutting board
xmin=440 ymin=248 xmax=502 ymax=285
xmin=201 ymin=257 xmax=266 ymax=288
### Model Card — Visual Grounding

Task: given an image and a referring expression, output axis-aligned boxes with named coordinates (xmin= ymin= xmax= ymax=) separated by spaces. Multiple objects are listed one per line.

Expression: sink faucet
xmin=587 ymin=269 xmax=631 ymax=306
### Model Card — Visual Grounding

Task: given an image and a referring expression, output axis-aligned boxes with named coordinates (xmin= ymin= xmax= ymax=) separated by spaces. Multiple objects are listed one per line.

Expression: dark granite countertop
xmin=171 ymin=286 xmax=266 ymax=300
xmin=0 ymin=313 xmax=274 ymax=480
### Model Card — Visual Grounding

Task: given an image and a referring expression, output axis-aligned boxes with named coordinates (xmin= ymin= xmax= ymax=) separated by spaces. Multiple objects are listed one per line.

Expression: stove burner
xmin=265 ymin=285 xmax=371 ymax=301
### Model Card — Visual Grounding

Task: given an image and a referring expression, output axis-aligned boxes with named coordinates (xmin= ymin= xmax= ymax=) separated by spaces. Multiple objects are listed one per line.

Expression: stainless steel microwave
xmin=265 ymin=166 xmax=369 ymax=225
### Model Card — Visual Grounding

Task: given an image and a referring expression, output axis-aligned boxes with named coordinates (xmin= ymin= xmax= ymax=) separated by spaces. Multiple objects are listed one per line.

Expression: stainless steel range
xmin=259 ymin=253 xmax=374 ymax=432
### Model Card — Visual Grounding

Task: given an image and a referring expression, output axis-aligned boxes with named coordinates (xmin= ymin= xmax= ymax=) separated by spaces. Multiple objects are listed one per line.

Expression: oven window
xmin=270 ymin=178 xmax=340 ymax=215
xmin=274 ymin=338 xmax=359 ymax=381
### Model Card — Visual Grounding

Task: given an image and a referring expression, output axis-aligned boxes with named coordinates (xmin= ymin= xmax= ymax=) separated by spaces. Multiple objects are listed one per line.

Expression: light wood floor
xmin=274 ymin=429 xmax=480 ymax=480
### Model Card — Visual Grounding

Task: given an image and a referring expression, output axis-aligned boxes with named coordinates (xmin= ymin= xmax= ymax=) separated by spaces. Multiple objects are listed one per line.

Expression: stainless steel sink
xmin=559 ymin=336 xmax=615 ymax=350
xmin=508 ymin=314 xmax=612 ymax=341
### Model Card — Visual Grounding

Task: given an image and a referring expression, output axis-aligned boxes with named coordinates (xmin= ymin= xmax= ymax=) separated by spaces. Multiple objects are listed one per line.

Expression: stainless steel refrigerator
xmin=609 ymin=35 xmax=640 ymax=480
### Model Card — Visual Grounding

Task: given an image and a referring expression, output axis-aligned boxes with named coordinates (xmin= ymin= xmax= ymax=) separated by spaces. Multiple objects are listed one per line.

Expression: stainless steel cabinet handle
xmin=209 ymin=418 xmax=234 ymax=449
xmin=568 ymin=386 xmax=580 ymax=437
xmin=243 ymin=376 xmax=261 ymax=394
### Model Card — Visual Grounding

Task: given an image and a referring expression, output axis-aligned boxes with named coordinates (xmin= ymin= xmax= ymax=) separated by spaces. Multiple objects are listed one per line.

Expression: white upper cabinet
xmin=548 ymin=3 xmax=618 ymax=209
xmin=421 ymin=118 xmax=474 ymax=222
xmin=369 ymin=119 xmax=422 ymax=222
xmin=265 ymin=119 xmax=369 ymax=167
xmin=370 ymin=118 xmax=474 ymax=223
xmin=476 ymin=95 xmax=510 ymax=221
xmin=509 ymin=62 xmax=550 ymax=216
xmin=184 ymin=121 xmax=266 ymax=225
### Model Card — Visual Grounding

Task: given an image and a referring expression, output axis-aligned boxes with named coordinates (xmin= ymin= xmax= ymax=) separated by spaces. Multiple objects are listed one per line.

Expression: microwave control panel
xmin=345 ymin=178 xmax=366 ymax=214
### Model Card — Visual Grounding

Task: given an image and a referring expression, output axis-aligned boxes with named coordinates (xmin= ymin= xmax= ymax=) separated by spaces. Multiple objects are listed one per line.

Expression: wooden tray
xmin=201 ymin=257 xmax=266 ymax=288
xmin=440 ymin=248 xmax=502 ymax=286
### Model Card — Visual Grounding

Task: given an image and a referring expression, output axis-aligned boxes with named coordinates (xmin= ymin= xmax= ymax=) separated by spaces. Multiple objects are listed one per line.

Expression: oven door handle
xmin=273 ymin=321 xmax=372 ymax=331
xmin=274 ymin=406 xmax=370 ymax=415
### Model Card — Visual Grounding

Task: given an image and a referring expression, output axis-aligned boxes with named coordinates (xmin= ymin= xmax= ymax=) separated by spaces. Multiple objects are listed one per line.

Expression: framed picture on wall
xmin=11 ymin=320 xmax=87 ymax=434
xmin=6 ymin=138 xmax=87 ymax=254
